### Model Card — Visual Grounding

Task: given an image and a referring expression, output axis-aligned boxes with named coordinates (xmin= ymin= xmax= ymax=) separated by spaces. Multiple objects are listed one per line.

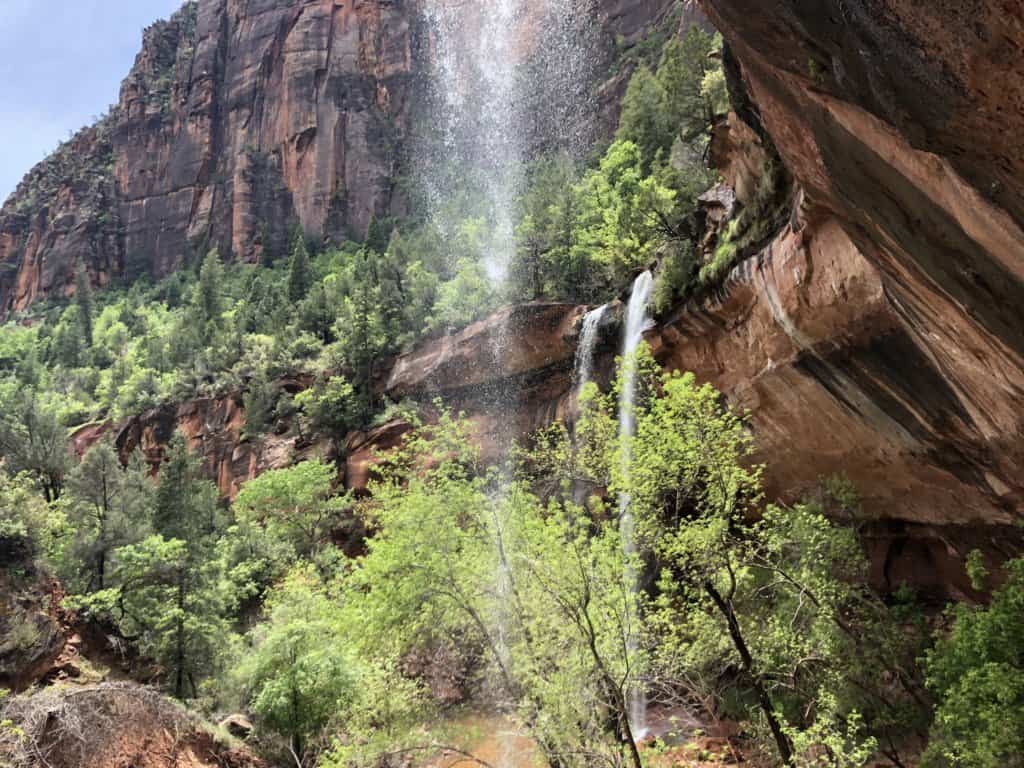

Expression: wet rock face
xmin=384 ymin=302 xmax=588 ymax=463
xmin=690 ymin=0 xmax=1024 ymax=585
xmin=652 ymin=219 xmax=1024 ymax=529
xmin=698 ymin=0 xmax=1024 ymax=375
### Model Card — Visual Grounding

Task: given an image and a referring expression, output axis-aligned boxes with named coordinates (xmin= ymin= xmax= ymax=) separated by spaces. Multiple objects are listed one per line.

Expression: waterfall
xmin=573 ymin=304 xmax=608 ymax=400
xmin=618 ymin=270 xmax=654 ymax=740
xmin=418 ymin=2 xmax=598 ymax=762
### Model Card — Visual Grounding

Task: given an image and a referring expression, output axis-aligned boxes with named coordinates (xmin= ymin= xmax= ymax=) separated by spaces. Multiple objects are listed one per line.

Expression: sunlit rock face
xmin=70 ymin=378 xmax=330 ymax=501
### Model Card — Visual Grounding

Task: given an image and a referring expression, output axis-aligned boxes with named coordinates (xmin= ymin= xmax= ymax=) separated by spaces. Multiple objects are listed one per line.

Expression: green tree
xmin=333 ymin=252 xmax=386 ymax=415
xmin=49 ymin=310 xmax=82 ymax=368
xmin=60 ymin=440 xmax=151 ymax=592
xmin=654 ymin=28 xmax=720 ymax=143
xmin=0 ymin=470 xmax=60 ymax=566
xmin=601 ymin=349 xmax=916 ymax=766
xmin=152 ymin=433 xmax=220 ymax=542
xmin=75 ymin=267 xmax=94 ymax=348
xmin=293 ymin=375 xmax=362 ymax=442
xmin=0 ymin=391 xmax=69 ymax=502
xmin=243 ymin=372 xmax=279 ymax=439
xmin=287 ymin=230 xmax=312 ymax=302
xmin=426 ymin=257 xmax=497 ymax=332
xmin=232 ymin=459 xmax=349 ymax=561
xmin=341 ymin=413 xmax=647 ymax=768
xmin=298 ymin=282 xmax=335 ymax=344
xmin=235 ymin=566 xmax=356 ymax=762
xmin=512 ymin=155 xmax=591 ymax=302
xmin=196 ymin=248 xmax=225 ymax=326
xmin=616 ymin=64 xmax=673 ymax=163
xmin=572 ymin=141 xmax=679 ymax=285
xmin=77 ymin=534 xmax=232 ymax=699
xmin=923 ymin=556 xmax=1024 ymax=767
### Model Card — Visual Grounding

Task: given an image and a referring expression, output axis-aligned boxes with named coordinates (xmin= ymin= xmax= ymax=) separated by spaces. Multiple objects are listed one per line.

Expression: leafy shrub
xmin=923 ymin=556 xmax=1024 ymax=767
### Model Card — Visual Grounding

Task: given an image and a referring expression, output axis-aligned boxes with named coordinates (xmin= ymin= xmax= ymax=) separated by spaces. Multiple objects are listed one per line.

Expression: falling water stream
xmin=618 ymin=271 xmax=655 ymax=739
xmin=573 ymin=303 xmax=609 ymax=400
xmin=418 ymin=0 xmax=598 ymax=765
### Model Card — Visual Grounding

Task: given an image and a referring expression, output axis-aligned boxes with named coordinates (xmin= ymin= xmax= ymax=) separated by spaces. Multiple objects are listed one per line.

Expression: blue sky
xmin=0 ymin=0 xmax=186 ymax=202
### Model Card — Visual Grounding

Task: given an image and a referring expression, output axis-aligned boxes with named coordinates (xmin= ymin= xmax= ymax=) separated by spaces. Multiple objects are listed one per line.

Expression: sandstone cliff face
xmin=71 ymin=384 xmax=331 ymax=501
xmin=684 ymin=0 xmax=1024 ymax=592
xmin=0 ymin=0 xmax=671 ymax=315
xmin=0 ymin=0 xmax=418 ymax=313
xmin=0 ymin=121 xmax=121 ymax=312
xmin=115 ymin=0 xmax=418 ymax=279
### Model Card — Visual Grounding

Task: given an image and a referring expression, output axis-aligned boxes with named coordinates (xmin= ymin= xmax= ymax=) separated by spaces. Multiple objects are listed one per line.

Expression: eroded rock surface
xmin=72 ymin=383 xmax=330 ymax=501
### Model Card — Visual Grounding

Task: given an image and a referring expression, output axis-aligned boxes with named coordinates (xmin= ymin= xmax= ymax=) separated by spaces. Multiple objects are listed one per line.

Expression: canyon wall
xmin=0 ymin=0 xmax=418 ymax=313
xmin=0 ymin=0 xmax=676 ymax=315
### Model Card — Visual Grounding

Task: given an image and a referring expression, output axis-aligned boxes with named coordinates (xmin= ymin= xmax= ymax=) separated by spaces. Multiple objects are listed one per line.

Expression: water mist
xmin=417 ymin=0 xmax=599 ymax=762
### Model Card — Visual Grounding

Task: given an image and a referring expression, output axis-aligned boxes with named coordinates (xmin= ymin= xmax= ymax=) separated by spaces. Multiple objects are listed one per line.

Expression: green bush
xmin=923 ymin=556 xmax=1024 ymax=767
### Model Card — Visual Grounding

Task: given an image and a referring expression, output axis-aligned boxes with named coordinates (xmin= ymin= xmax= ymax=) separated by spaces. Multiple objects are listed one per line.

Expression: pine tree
xmin=61 ymin=440 xmax=151 ymax=592
xmin=196 ymin=247 xmax=225 ymax=328
xmin=243 ymin=372 xmax=279 ymax=438
xmin=287 ymin=230 xmax=312 ymax=302
xmin=75 ymin=267 xmax=94 ymax=348
xmin=616 ymin=64 xmax=673 ymax=164
xmin=152 ymin=433 xmax=219 ymax=542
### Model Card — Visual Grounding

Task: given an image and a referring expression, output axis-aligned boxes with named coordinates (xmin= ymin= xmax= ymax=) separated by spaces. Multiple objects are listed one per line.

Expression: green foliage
xmin=64 ymin=435 xmax=230 ymax=700
xmin=233 ymin=566 xmax=356 ymax=761
xmin=287 ymin=230 xmax=313 ymax=302
xmin=340 ymin=411 xmax=647 ymax=768
xmin=242 ymin=372 xmax=279 ymax=439
xmin=0 ymin=390 xmax=70 ymax=502
xmin=699 ymin=157 xmax=788 ymax=289
xmin=426 ymin=257 xmax=497 ymax=332
xmin=75 ymin=534 xmax=233 ymax=699
xmin=570 ymin=346 xmax=926 ymax=766
xmin=653 ymin=238 xmax=697 ymax=314
xmin=617 ymin=65 xmax=673 ymax=164
xmin=152 ymin=433 xmax=220 ymax=542
xmin=572 ymin=140 xmax=680 ymax=285
xmin=232 ymin=459 xmax=350 ymax=561
xmin=294 ymin=375 xmax=363 ymax=441
xmin=0 ymin=471 xmax=60 ymax=566
xmin=617 ymin=28 xmax=721 ymax=160
xmin=196 ymin=247 xmax=225 ymax=334
xmin=511 ymin=155 xmax=589 ymax=301
xmin=57 ymin=440 xmax=152 ymax=592
xmin=923 ymin=557 xmax=1024 ymax=768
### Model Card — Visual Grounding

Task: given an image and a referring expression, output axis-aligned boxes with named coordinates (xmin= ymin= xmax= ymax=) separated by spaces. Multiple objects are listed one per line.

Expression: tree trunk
xmin=175 ymin=575 xmax=186 ymax=700
xmin=704 ymin=581 xmax=794 ymax=766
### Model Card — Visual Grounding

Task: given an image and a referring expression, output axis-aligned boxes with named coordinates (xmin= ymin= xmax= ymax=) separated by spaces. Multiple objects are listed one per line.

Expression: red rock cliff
xmin=0 ymin=0 xmax=676 ymax=314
